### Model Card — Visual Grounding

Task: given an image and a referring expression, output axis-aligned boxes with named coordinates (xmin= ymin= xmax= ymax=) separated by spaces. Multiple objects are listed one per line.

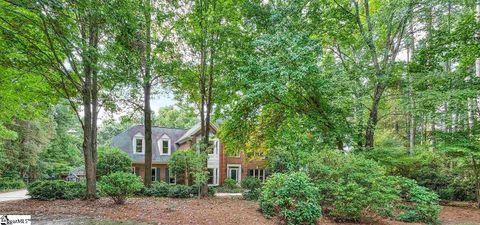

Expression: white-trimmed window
xmin=207 ymin=168 xmax=219 ymax=185
xmin=151 ymin=168 xmax=157 ymax=182
xmin=204 ymin=140 xmax=218 ymax=155
xmin=159 ymin=139 xmax=170 ymax=155
xmin=168 ymin=169 xmax=176 ymax=184
xmin=248 ymin=169 xmax=266 ymax=181
xmin=133 ymin=134 xmax=145 ymax=154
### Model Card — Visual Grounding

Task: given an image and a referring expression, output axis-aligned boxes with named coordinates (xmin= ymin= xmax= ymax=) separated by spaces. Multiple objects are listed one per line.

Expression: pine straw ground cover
xmin=0 ymin=197 xmax=479 ymax=225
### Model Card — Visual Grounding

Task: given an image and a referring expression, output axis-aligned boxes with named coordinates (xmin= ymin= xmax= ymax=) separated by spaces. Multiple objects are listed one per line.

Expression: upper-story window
xmin=133 ymin=133 xmax=145 ymax=154
xmin=159 ymin=134 xmax=171 ymax=155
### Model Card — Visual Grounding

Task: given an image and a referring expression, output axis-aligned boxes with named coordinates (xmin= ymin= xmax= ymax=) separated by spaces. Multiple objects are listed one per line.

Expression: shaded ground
xmin=0 ymin=197 xmax=478 ymax=225
xmin=440 ymin=206 xmax=480 ymax=225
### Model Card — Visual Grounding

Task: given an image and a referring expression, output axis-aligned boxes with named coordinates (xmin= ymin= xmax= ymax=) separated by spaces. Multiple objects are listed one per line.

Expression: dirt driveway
xmin=0 ymin=189 xmax=29 ymax=202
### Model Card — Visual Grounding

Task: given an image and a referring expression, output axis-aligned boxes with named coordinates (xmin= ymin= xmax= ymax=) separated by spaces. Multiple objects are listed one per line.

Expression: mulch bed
xmin=0 ymin=197 xmax=479 ymax=225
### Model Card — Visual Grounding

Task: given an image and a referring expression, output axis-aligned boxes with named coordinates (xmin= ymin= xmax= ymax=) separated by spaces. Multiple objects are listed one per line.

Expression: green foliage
xmin=145 ymin=181 xmax=170 ymax=197
xmin=241 ymin=177 xmax=262 ymax=200
xmin=241 ymin=177 xmax=262 ymax=190
xmin=145 ymin=182 xmax=215 ymax=198
xmin=389 ymin=176 xmax=441 ymax=224
xmin=96 ymin=147 xmax=132 ymax=177
xmin=365 ymin=146 xmax=474 ymax=202
xmin=39 ymin=102 xmax=82 ymax=178
xmin=28 ymin=180 xmax=85 ymax=200
xmin=99 ymin=172 xmax=143 ymax=204
xmin=0 ymin=177 xmax=25 ymax=191
xmin=2 ymin=120 xmax=55 ymax=179
xmin=307 ymin=150 xmax=399 ymax=221
xmin=153 ymin=106 xmax=197 ymax=129
xmin=222 ymin=178 xmax=237 ymax=189
xmin=259 ymin=172 xmax=321 ymax=225
xmin=97 ymin=117 xmax=137 ymax=147
xmin=168 ymin=149 xmax=206 ymax=186
xmin=167 ymin=185 xmax=192 ymax=198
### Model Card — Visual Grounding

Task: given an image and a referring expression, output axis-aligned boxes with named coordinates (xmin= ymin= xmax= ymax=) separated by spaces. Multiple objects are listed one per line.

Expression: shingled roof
xmin=111 ymin=125 xmax=188 ymax=163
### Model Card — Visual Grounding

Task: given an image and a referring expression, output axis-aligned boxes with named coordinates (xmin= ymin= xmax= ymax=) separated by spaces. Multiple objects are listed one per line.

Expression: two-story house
xmin=111 ymin=123 xmax=267 ymax=186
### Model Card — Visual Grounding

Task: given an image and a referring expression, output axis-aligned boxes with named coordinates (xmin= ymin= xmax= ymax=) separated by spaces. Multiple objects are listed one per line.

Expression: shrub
xmin=223 ymin=178 xmax=237 ymax=189
xmin=96 ymin=147 xmax=132 ymax=177
xmin=99 ymin=172 xmax=143 ymax=204
xmin=0 ymin=177 xmax=25 ymax=191
xmin=241 ymin=176 xmax=262 ymax=190
xmin=145 ymin=181 xmax=170 ymax=197
xmin=28 ymin=180 xmax=85 ymax=200
xmin=190 ymin=184 xmax=215 ymax=197
xmin=307 ymin=150 xmax=399 ymax=221
xmin=389 ymin=176 xmax=441 ymax=224
xmin=167 ymin=185 xmax=191 ymax=198
xmin=241 ymin=177 xmax=262 ymax=201
xmin=259 ymin=172 xmax=321 ymax=225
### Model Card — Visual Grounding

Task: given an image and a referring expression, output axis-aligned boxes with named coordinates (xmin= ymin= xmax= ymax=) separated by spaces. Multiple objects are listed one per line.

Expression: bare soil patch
xmin=440 ymin=206 xmax=480 ymax=225
xmin=0 ymin=197 xmax=479 ymax=225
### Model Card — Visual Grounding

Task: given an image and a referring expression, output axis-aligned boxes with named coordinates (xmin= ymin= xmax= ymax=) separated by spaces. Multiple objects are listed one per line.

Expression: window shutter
xmin=156 ymin=168 xmax=160 ymax=181
xmin=165 ymin=168 xmax=169 ymax=183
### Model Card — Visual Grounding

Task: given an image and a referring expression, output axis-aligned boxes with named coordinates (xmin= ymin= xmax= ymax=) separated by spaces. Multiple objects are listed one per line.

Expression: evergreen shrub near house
xmin=306 ymin=150 xmax=440 ymax=223
xmin=96 ymin=147 xmax=132 ymax=177
xmin=259 ymin=172 xmax=321 ymax=225
xmin=307 ymin=151 xmax=399 ymax=221
xmin=28 ymin=180 xmax=85 ymax=200
xmin=388 ymin=176 xmax=441 ymax=224
xmin=99 ymin=172 xmax=143 ymax=204
xmin=223 ymin=178 xmax=237 ymax=189
xmin=167 ymin=184 xmax=192 ymax=198
xmin=241 ymin=176 xmax=262 ymax=200
xmin=145 ymin=181 xmax=170 ymax=197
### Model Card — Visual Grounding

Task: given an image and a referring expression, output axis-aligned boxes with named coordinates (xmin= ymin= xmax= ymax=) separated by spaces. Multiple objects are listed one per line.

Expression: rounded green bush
xmin=28 ymin=180 xmax=85 ymax=200
xmin=307 ymin=151 xmax=399 ymax=221
xmin=389 ymin=176 xmax=441 ymax=224
xmin=241 ymin=177 xmax=262 ymax=201
xmin=259 ymin=172 xmax=321 ymax=225
xmin=241 ymin=176 xmax=262 ymax=190
xmin=96 ymin=147 xmax=132 ymax=177
xmin=223 ymin=178 xmax=237 ymax=189
xmin=146 ymin=181 xmax=170 ymax=197
xmin=167 ymin=185 xmax=191 ymax=198
xmin=99 ymin=172 xmax=143 ymax=204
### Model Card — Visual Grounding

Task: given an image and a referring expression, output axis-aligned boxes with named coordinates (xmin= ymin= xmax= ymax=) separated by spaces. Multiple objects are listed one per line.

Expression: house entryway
xmin=227 ymin=164 xmax=241 ymax=184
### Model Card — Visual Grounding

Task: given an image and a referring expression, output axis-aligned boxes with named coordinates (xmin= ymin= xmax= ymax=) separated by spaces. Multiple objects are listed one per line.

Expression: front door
xmin=227 ymin=166 xmax=240 ymax=184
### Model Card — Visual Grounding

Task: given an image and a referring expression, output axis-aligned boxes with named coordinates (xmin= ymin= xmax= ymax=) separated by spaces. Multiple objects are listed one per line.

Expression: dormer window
xmin=133 ymin=133 xmax=145 ymax=154
xmin=159 ymin=134 xmax=171 ymax=155
xmin=161 ymin=139 xmax=169 ymax=154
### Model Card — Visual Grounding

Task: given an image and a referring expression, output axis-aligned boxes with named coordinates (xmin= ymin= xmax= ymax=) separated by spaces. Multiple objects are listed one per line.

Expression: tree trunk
xmin=364 ymin=83 xmax=386 ymax=149
xmin=431 ymin=116 xmax=436 ymax=150
xmin=144 ymin=83 xmax=152 ymax=187
xmin=82 ymin=84 xmax=96 ymax=199
xmin=185 ymin=169 xmax=189 ymax=186
xmin=142 ymin=0 xmax=153 ymax=187
xmin=82 ymin=20 xmax=100 ymax=200
xmin=472 ymin=155 xmax=480 ymax=208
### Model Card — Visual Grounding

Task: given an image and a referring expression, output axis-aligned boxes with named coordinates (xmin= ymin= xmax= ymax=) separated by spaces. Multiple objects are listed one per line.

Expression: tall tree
xmin=0 ymin=0 xmax=118 ymax=198
xmin=107 ymin=0 xmax=177 ymax=187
